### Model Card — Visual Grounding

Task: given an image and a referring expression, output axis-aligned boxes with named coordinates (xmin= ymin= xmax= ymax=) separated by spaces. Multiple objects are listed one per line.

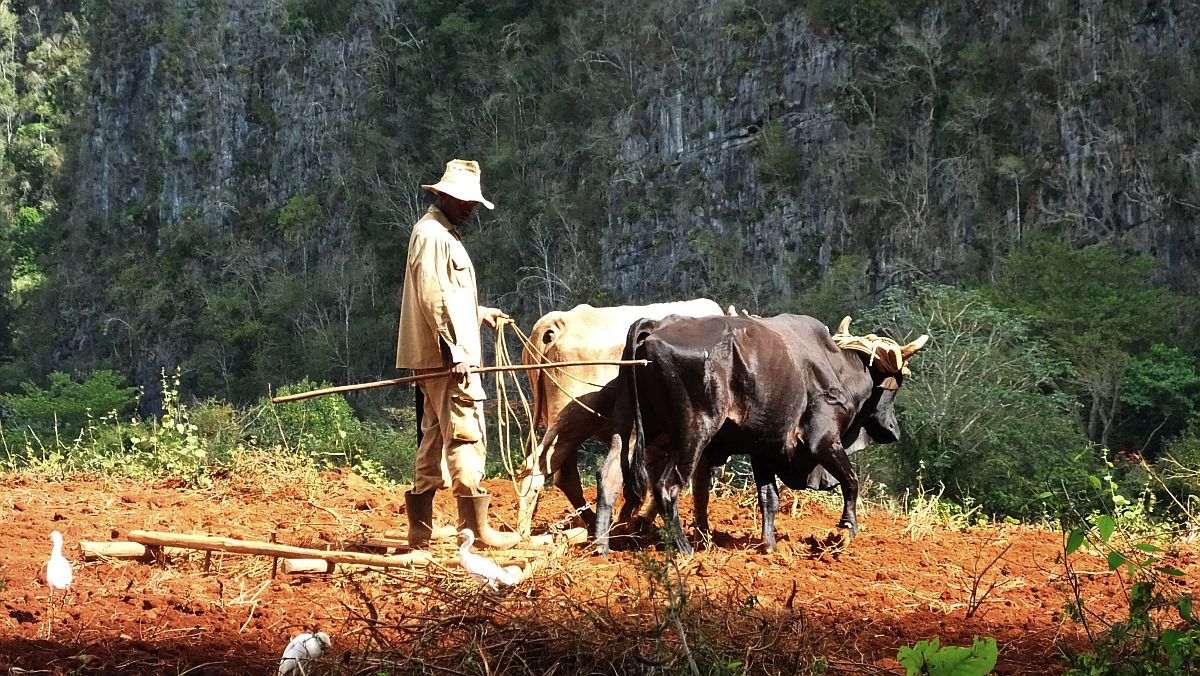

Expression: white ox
xmin=516 ymin=299 xmax=725 ymax=535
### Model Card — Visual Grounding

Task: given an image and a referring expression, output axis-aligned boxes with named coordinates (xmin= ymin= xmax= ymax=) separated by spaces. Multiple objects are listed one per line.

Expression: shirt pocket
xmin=447 ymin=254 xmax=473 ymax=289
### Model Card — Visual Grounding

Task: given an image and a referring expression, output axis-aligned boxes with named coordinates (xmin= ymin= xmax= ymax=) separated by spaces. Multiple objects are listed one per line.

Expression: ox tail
xmin=629 ymin=360 xmax=648 ymax=500
xmin=626 ymin=325 xmax=652 ymax=502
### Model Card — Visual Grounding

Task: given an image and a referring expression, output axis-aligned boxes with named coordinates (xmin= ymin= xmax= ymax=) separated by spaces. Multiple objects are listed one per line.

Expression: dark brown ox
xmin=515 ymin=299 xmax=724 ymax=536
xmin=594 ymin=314 xmax=927 ymax=555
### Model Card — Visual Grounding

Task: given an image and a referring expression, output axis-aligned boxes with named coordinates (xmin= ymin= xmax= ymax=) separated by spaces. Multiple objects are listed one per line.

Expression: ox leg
xmin=551 ymin=462 xmax=593 ymax=531
xmin=519 ymin=422 xmax=593 ymax=537
xmin=516 ymin=429 xmax=556 ymax=538
xmin=751 ymin=457 xmax=781 ymax=553
xmin=624 ymin=434 xmax=670 ymax=543
xmin=654 ymin=473 xmax=693 ymax=555
xmin=593 ymin=432 xmax=627 ymax=555
xmin=811 ymin=428 xmax=860 ymax=537
xmin=692 ymin=453 xmax=713 ymax=537
xmin=654 ymin=436 xmax=705 ymax=556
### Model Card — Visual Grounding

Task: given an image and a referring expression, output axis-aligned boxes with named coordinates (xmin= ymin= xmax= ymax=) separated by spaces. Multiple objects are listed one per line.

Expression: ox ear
xmin=888 ymin=343 xmax=903 ymax=372
xmin=900 ymin=334 xmax=930 ymax=358
xmin=836 ymin=316 xmax=852 ymax=335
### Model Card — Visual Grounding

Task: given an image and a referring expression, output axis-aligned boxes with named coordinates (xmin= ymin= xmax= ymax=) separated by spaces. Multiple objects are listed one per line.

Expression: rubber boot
xmin=404 ymin=490 xmax=435 ymax=549
xmin=456 ymin=494 xmax=520 ymax=550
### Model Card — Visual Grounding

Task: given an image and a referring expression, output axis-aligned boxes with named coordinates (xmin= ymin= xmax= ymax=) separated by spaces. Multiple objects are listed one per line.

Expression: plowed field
xmin=2 ymin=471 xmax=1196 ymax=674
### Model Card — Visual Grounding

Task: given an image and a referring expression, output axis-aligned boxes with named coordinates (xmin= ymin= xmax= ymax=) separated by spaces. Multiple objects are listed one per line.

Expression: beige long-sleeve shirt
xmin=396 ymin=206 xmax=482 ymax=372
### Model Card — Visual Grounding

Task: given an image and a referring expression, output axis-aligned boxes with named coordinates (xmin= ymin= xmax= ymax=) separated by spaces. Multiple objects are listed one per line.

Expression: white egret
xmin=278 ymin=631 xmax=331 ymax=675
xmin=458 ymin=529 xmax=521 ymax=589
xmin=43 ymin=530 xmax=73 ymax=638
xmin=46 ymin=531 xmax=73 ymax=590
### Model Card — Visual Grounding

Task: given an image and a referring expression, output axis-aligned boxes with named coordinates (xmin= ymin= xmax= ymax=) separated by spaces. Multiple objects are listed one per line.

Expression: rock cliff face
xmin=12 ymin=0 xmax=1199 ymax=396
xmin=602 ymin=9 xmax=849 ymax=304
xmin=73 ymin=2 xmax=372 ymax=241
xmin=598 ymin=1 xmax=1200 ymax=302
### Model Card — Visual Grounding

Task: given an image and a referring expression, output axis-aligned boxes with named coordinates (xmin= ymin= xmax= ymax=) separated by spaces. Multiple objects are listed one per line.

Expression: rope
xmin=503 ymin=322 xmax=608 ymax=421
xmin=491 ymin=320 xmax=539 ymax=493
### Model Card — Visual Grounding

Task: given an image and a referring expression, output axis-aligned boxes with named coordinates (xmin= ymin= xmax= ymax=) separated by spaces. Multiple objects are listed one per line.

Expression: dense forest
xmin=0 ymin=0 xmax=1198 ymax=520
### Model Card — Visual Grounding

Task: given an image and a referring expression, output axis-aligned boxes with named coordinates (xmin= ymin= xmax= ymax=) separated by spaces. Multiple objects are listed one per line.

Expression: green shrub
xmin=1061 ymin=477 xmax=1200 ymax=674
xmin=753 ymin=120 xmax=804 ymax=184
xmin=281 ymin=0 xmax=354 ymax=34
xmin=253 ymin=380 xmax=416 ymax=484
xmin=3 ymin=369 xmax=217 ymax=486
xmin=810 ymin=0 xmax=897 ymax=42
xmin=254 ymin=378 xmax=357 ymax=457
xmin=1 ymin=370 xmax=138 ymax=446
xmin=1159 ymin=426 xmax=1200 ymax=513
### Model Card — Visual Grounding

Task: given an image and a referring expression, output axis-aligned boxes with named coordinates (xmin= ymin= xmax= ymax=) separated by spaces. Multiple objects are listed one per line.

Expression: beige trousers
xmin=413 ymin=369 xmax=487 ymax=495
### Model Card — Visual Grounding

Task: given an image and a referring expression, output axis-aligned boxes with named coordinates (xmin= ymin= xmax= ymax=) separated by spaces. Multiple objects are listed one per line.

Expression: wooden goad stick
xmin=271 ymin=359 xmax=650 ymax=404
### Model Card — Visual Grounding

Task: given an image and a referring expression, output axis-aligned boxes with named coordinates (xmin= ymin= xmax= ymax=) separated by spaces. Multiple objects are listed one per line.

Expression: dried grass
xmin=310 ymin=544 xmax=841 ymax=675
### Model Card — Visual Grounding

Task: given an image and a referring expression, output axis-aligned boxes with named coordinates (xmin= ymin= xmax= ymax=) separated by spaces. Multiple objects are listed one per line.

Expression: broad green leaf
xmin=1178 ymin=597 xmax=1194 ymax=623
xmin=1133 ymin=543 xmax=1164 ymax=554
xmin=897 ymin=645 xmax=926 ymax=674
xmin=1161 ymin=629 xmax=1184 ymax=653
xmin=1157 ymin=566 xmax=1186 ymax=576
xmin=925 ymin=636 xmax=998 ymax=676
xmin=1095 ymin=515 xmax=1115 ymax=542
xmin=1106 ymin=551 xmax=1127 ymax=570
xmin=1065 ymin=529 xmax=1085 ymax=555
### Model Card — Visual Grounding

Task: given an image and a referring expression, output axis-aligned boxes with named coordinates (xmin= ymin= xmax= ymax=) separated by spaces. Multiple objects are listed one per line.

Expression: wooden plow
xmin=79 ymin=527 xmax=588 ymax=580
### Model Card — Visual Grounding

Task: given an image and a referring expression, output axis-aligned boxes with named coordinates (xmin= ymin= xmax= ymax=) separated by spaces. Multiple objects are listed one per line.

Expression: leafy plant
xmin=897 ymin=636 xmax=997 ymax=676
xmin=1059 ymin=470 xmax=1200 ymax=674
xmin=754 ymin=120 xmax=805 ymax=184
xmin=253 ymin=380 xmax=416 ymax=484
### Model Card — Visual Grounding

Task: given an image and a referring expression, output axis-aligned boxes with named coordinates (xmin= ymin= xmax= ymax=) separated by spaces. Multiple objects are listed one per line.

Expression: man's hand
xmin=450 ymin=361 xmax=471 ymax=383
xmin=479 ymin=306 xmax=510 ymax=329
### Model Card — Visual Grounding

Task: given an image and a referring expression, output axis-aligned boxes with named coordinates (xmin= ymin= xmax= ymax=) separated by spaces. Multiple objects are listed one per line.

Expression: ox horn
xmin=836 ymin=316 xmax=852 ymax=335
xmin=900 ymin=334 xmax=930 ymax=358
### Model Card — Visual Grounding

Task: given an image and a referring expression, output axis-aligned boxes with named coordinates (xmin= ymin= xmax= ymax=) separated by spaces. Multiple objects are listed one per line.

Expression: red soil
xmin=1 ymin=471 xmax=1195 ymax=675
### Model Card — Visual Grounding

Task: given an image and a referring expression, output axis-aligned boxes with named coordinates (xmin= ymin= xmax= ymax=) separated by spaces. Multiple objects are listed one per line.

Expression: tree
xmin=1119 ymin=344 xmax=1200 ymax=456
xmin=986 ymin=240 xmax=1181 ymax=447
xmin=859 ymin=283 xmax=1092 ymax=517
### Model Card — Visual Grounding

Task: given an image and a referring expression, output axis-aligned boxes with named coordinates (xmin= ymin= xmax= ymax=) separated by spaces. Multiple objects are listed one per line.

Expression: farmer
xmin=396 ymin=159 xmax=520 ymax=550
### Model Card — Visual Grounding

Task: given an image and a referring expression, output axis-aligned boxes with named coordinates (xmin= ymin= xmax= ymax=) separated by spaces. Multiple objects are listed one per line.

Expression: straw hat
xmin=421 ymin=159 xmax=494 ymax=210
